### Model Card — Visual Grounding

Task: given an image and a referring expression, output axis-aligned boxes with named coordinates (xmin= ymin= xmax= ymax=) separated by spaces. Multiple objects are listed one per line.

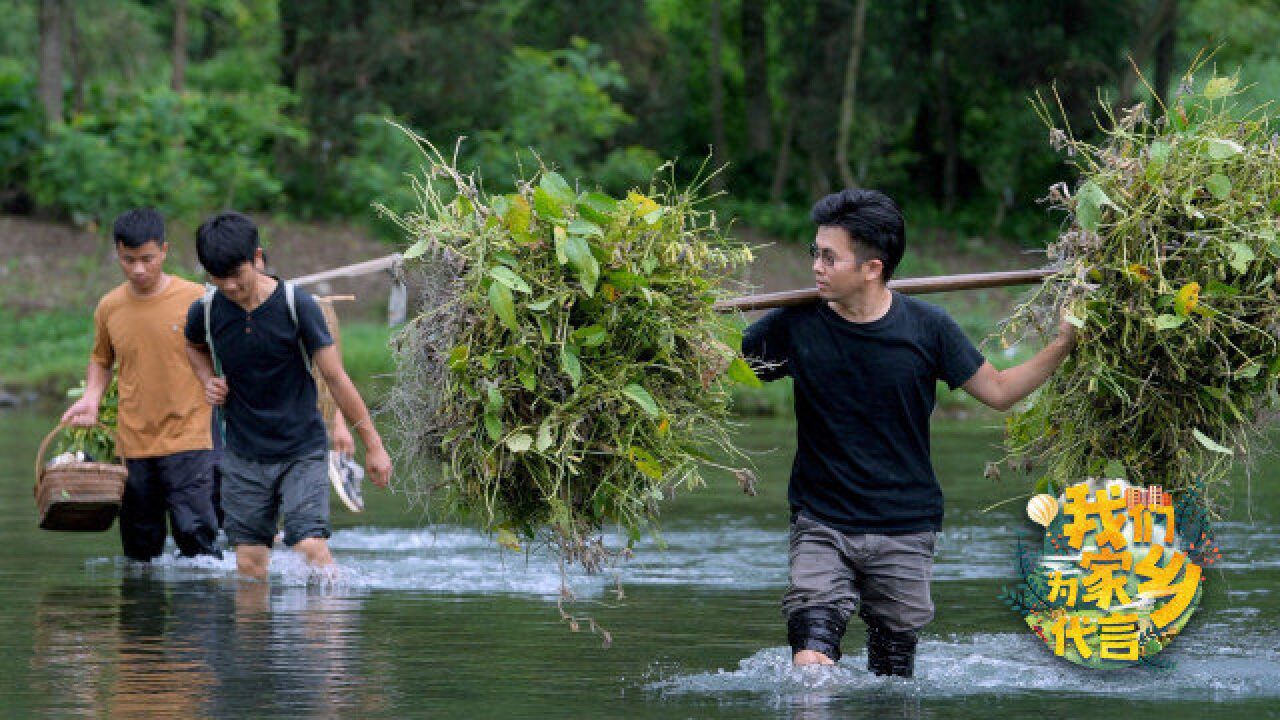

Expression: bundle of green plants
xmin=998 ymin=61 xmax=1280 ymax=506
xmin=383 ymin=133 xmax=760 ymax=570
xmin=57 ymin=378 xmax=119 ymax=461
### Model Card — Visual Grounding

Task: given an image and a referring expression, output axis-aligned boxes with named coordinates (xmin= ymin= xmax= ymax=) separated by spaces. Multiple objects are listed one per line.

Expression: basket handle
xmin=34 ymin=421 xmax=121 ymax=480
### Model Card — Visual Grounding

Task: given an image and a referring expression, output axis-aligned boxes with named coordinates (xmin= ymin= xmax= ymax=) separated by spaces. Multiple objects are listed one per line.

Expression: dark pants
xmin=120 ymin=449 xmax=222 ymax=561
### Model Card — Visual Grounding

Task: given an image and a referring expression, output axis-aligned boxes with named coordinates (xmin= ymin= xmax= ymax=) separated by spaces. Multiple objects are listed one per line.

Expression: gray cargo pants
xmin=782 ymin=512 xmax=937 ymax=658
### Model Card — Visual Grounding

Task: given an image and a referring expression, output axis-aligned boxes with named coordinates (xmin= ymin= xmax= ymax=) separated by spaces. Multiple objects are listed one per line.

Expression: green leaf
xmin=539 ymin=172 xmax=575 ymax=205
xmin=518 ymin=367 xmax=536 ymax=392
xmin=553 ymin=225 xmax=570 ymax=264
xmin=1148 ymin=141 xmax=1171 ymax=167
xmin=1153 ymin=314 xmax=1186 ymax=330
xmin=572 ymin=324 xmax=608 ymax=347
xmin=447 ymin=344 xmax=470 ymax=371
xmin=484 ymin=410 xmax=502 ymax=442
xmin=1192 ymin=428 xmax=1233 ymax=455
xmin=1205 ymin=280 xmax=1240 ymax=297
xmin=1226 ymin=242 xmax=1255 ymax=274
xmin=505 ymin=432 xmax=533 ymax=453
xmin=604 ymin=270 xmax=646 ymax=291
xmin=1063 ymin=312 xmax=1085 ymax=329
xmin=488 ymin=266 xmax=532 ymax=293
xmin=726 ymin=357 xmax=763 ymax=388
xmin=527 ymin=296 xmax=557 ymax=312
xmin=1236 ymin=362 xmax=1262 ymax=379
xmin=642 ymin=207 xmax=666 ymax=225
xmin=533 ymin=187 xmax=563 ymax=219
xmin=627 ymin=446 xmax=664 ymax=480
xmin=1206 ymin=138 xmax=1244 ymax=160
xmin=1261 ymin=229 xmax=1280 ymax=258
xmin=568 ymin=218 xmax=604 ymax=237
xmin=560 ymin=343 xmax=582 ymax=387
xmin=576 ymin=192 xmax=618 ymax=225
xmin=536 ymin=421 xmax=554 ymax=452
xmin=564 ymin=233 xmax=599 ymax=296
xmin=486 ymin=383 xmax=503 ymax=409
xmin=1204 ymin=76 xmax=1238 ymax=100
xmin=1075 ymin=180 xmax=1114 ymax=232
xmin=621 ymin=383 xmax=661 ymax=417
xmin=1206 ymin=173 xmax=1232 ymax=200
xmin=488 ymin=282 xmax=519 ymax=331
xmin=403 ymin=237 xmax=430 ymax=260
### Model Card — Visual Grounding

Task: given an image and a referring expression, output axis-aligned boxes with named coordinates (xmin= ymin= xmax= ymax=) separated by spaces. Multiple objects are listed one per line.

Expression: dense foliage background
xmin=3 ymin=0 xmax=1278 ymax=244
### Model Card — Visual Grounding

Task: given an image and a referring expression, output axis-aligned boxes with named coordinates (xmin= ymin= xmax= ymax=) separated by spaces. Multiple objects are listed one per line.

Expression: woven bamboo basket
xmin=33 ymin=423 xmax=127 ymax=532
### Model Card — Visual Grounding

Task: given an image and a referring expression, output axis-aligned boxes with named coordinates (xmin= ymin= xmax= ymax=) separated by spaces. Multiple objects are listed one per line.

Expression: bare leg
xmin=294 ymin=537 xmax=334 ymax=568
xmin=794 ymin=650 xmax=836 ymax=666
xmin=235 ymin=544 xmax=270 ymax=581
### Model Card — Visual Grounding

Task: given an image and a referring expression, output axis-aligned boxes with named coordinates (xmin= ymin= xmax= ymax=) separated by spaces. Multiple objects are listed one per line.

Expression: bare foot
xmin=794 ymin=650 xmax=836 ymax=666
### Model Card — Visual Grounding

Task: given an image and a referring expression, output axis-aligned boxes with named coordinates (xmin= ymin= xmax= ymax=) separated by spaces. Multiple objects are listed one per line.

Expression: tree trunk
xmin=1153 ymin=0 xmax=1178 ymax=108
xmin=1118 ymin=0 xmax=1179 ymax=108
xmin=37 ymin=0 xmax=65 ymax=126
xmin=836 ymin=0 xmax=869 ymax=189
xmin=936 ymin=46 xmax=958 ymax=212
xmin=709 ymin=0 xmax=728 ymax=192
xmin=172 ymin=0 xmax=189 ymax=93
xmin=67 ymin=0 xmax=84 ymax=114
xmin=770 ymin=106 xmax=796 ymax=202
xmin=741 ymin=0 xmax=772 ymax=153
xmin=280 ymin=1 xmax=301 ymax=90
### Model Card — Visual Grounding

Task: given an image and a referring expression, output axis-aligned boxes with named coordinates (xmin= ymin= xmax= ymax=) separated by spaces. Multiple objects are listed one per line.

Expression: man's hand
xmin=364 ymin=445 xmax=392 ymax=488
xmin=331 ymin=419 xmax=356 ymax=455
xmin=205 ymin=377 xmax=229 ymax=406
xmin=61 ymin=397 xmax=100 ymax=428
xmin=1057 ymin=307 xmax=1080 ymax=349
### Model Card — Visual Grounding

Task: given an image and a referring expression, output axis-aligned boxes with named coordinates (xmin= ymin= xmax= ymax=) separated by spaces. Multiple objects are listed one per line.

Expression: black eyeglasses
xmin=808 ymin=243 xmax=848 ymax=268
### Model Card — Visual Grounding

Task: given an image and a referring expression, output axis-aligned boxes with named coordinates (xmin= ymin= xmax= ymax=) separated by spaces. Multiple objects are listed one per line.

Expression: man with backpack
xmin=183 ymin=211 xmax=391 ymax=580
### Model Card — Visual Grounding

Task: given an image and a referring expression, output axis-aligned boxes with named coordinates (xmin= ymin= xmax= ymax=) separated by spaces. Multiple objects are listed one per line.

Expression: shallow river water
xmin=2 ymin=406 xmax=1277 ymax=718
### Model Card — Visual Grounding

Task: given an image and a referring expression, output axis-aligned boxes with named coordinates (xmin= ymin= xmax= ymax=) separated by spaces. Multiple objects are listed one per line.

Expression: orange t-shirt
xmin=90 ymin=277 xmax=212 ymax=458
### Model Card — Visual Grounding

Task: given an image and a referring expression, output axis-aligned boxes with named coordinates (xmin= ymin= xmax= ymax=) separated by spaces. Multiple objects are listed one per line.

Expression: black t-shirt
xmin=742 ymin=292 xmax=985 ymax=534
xmin=185 ymin=280 xmax=333 ymax=462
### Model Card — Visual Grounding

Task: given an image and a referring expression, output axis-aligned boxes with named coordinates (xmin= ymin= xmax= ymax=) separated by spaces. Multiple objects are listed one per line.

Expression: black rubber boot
xmin=787 ymin=606 xmax=849 ymax=662
xmin=866 ymin=622 xmax=919 ymax=678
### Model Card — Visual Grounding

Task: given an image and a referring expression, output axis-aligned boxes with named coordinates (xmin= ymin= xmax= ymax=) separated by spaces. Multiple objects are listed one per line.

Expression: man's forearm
xmin=185 ymin=344 xmax=216 ymax=384
xmin=84 ymin=361 xmax=113 ymax=404
xmin=328 ymin=374 xmax=383 ymax=450
xmin=996 ymin=336 xmax=1074 ymax=406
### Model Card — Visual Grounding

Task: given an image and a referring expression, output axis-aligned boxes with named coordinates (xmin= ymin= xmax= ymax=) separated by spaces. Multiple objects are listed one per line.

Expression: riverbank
xmin=0 ymin=212 xmax=1046 ymax=414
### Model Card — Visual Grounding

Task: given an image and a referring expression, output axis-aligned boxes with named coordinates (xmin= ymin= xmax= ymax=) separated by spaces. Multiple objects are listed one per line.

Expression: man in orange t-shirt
xmin=62 ymin=208 xmax=221 ymax=561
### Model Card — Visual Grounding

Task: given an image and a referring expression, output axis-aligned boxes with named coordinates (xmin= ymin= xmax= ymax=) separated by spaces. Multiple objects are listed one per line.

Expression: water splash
xmin=648 ymin=631 xmax=1280 ymax=700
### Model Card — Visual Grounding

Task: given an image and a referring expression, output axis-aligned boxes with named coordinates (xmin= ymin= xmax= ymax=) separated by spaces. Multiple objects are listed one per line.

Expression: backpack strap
xmin=202 ymin=284 xmax=226 ymax=442
xmin=284 ymin=281 xmax=313 ymax=375
xmin=202 ymin=285 xmax=220 ymax=376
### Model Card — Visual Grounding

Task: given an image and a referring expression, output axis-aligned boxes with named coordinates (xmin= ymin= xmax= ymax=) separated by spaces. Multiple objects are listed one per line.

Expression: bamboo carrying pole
xmin=286 ymin=254 xmax=1055 ymax=313
xmin=713 ymin=268 xmax=1055 ymax=313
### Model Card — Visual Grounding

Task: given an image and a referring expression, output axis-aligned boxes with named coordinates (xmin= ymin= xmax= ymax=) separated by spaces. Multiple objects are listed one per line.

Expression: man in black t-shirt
xmin=743 ymin=189 xmax=1076 ymax=677
xmin=183 ymin=211 xmax=392 ymax=581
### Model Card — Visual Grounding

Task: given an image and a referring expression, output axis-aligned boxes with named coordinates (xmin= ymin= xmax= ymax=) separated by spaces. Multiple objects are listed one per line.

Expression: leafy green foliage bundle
xmin=384 ymin=135 xmax=759 ymax=569
xmin=58 ymin=378 xmax=119 ymax=461
xmin=1000 ymin=65 xmax=1280 ymax=504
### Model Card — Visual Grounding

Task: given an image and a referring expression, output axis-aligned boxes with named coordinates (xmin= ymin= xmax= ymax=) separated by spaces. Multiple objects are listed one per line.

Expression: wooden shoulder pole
xmin=713 ymin=268 xmax=1055 ymax=313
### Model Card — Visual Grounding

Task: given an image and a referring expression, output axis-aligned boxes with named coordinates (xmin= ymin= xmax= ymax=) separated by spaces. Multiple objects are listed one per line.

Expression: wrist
xmin=357 ymin=424 xmax=383 ymax=450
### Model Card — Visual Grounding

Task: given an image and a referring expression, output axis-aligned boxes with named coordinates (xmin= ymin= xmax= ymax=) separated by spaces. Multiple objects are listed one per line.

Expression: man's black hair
xmin=196 ymin=211 xmax=259 ymax=278
xmin=112 ymin=208 xmax=165 ymax=249
xmin=810 ymin=188 xmax=905 ymax=281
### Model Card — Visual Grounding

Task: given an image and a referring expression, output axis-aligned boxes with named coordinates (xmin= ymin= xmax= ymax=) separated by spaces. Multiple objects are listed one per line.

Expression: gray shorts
xmin=781 ymin=512 xmax=937 ymax=634
xmin=220 ymin=450 xmax=330 ymax=548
